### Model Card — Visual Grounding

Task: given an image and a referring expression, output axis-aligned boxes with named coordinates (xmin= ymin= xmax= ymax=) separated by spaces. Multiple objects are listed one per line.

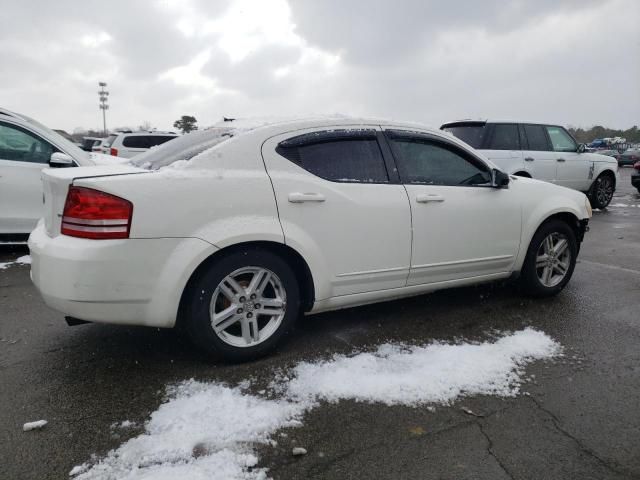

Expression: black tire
xmin=588 ymin=173 xmax=615 ymax=209
xmin=184 ymin=248 xmax=300 ymax=362
xmin=520 ymin=219 xmax=578 ymax=298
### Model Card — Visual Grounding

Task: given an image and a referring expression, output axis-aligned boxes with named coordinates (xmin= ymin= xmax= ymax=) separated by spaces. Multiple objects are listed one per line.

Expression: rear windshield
xmin=130 ymin=128 xmax=234 ymax=170
xmin=122 ymin=135 xmax=177 ymax=149
xmin=441 ymin=124 xmax=486 ymax=148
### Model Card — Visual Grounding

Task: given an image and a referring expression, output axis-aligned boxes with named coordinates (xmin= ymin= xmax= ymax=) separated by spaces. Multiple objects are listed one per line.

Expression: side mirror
xmin=492 ymin=169 xmax=510 ymax=188
xmin=577 ymin=143 xmax=586 ymax=153
xmin=50 ymin=152 xmax=74 ymax=168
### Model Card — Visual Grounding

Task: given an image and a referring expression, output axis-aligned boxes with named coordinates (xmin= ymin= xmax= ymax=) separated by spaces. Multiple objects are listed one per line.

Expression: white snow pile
xmin=285 ymin=328 xmax=560 ymax=406
xmin=0 ymin=255 xmax=31 ymax=270
xmin=72 ymin=381 xmax=306 ymax=480
xmin=23 ymin=419 xmax=48 ymax=431
xmin=71 ymin=329 xmax=560 ymax=479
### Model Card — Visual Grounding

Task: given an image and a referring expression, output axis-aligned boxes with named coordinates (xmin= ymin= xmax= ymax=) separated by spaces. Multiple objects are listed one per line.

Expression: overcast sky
xmin=1 ymin=0 xmax=638 ymax=132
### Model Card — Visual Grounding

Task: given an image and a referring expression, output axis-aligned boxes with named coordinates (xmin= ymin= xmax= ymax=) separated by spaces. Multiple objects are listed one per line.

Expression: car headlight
xmin=585 ymin=196 xmax=593 ymax=218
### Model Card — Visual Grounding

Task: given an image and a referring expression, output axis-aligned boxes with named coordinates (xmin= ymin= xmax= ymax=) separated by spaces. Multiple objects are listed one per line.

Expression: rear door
xmin=482 ymin=123 xmax=524 ymax=175
xmin=0 ymin=121 xmax=55 ymax=234
xmin=546 ymin=125 xmax=591 ymax=191
xmin=520 ymin=124 xmax=558 ymax=182
xmin=262 ymin=127 xmax=412 ymax=298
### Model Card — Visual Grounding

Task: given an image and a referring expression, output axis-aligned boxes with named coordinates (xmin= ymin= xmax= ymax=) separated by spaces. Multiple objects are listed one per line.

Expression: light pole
xmin=98 ymin=82 xmax=109 ymax=135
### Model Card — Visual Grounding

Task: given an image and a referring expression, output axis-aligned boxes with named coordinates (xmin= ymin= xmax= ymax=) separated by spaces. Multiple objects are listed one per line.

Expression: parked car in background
xmin=632 ymin=161 xmax=640 ymax=193
xmin=616 ymin=148 xmax=640 ymax=167
xmin=0 ymin=107 xmax=123 ymax=239
xmin=29 ymin=117 xmax=591 ymax=361
xmin=101 ymin=131 xmax=179 ymax=158
xmin=440 ymin=120 xmax=619 ymax=208
xmin=80 ymin=136 xmax=102 ymax=152
xmin=91 ymin=138 xmax=106 ymax=153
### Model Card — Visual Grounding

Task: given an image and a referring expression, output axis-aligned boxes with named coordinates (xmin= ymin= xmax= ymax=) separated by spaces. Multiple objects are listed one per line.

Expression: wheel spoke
xmin=212 ymin=306 xmax=239 ymax=333
xmin=240 ymin=317 xmax=260 ymax=344
xmin=542 ymin=265 xmax=553 ymax=285
xmin=257 ymin=297 xmax=286 ymax=316
xmin=544 ymin=236 xmax=554 ymax=254
xmin=553 ymin=260 xmax=568 ymax=275
xmin=554 ymin=239 xmax=568 ymax=256
xmin=536 ymin=254 xmax=549 ymax=267
xmin=247 ymin=269 xmax=271 ymax=296
xmin=220 ymin=276 xmax=245 ymax=301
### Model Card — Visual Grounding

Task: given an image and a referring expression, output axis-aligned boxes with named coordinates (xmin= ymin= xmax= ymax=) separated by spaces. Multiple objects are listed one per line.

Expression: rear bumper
xmin=28 ymin=222 xmax=217 ymax=328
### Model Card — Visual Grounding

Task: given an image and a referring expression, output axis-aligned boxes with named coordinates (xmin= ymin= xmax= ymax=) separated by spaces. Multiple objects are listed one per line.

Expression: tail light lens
xmin=110 ymin=147 xmax=118 ymax=156
xmin=61 ymin=187 xmax=132 ymax=239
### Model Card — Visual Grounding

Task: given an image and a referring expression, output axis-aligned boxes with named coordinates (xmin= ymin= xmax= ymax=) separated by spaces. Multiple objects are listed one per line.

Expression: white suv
xmin=103 ymin=131 xmax=179 ymax=158
xmin=441 ymin=120 xmax=618 ymax=208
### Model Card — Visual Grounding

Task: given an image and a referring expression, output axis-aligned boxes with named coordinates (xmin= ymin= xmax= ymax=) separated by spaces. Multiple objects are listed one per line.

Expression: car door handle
xmin=416 ymin=194 xmax=445 ymax=203
xmin=524 ymin=157 xmax=534 ymax=162
xmin=556 ymin=158 xmax=566 ymax=162
xmin=288 ymin=192 xmax=326 ymax=203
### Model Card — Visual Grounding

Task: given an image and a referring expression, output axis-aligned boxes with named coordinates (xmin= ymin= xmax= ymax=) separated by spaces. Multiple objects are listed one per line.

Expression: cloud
xmin=0 ymin=0 xmax=637 ymax=131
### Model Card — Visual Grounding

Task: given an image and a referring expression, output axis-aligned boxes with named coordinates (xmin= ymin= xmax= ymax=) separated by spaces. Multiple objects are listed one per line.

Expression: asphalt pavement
xmin=1 ymin=168 xmax=639 ymax=479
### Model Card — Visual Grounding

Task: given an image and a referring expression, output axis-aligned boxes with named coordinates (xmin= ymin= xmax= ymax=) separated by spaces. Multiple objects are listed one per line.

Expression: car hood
xmin=587 ymin=152 xmax=618 ymax=164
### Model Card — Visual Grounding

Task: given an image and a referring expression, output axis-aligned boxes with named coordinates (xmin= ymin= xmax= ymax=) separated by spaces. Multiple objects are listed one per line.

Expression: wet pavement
xmin=1 ymin=168 xmax=639 ymax=479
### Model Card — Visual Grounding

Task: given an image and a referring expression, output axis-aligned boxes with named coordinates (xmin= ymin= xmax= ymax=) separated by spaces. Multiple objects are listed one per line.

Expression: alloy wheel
xmin=596 ymin=176 xmax=614 ymax=207
xmin=209 ymin=267 xmax=287 ymax=348
xmin=535 ymin=233 xmax=572 ymax=287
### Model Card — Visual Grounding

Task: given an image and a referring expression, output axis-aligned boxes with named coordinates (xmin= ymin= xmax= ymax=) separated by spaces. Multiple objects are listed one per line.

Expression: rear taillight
xmin=61 ymin=186 xmax=132 ymax=239
xmin=110 ymin=147 xmax=118 ymax=156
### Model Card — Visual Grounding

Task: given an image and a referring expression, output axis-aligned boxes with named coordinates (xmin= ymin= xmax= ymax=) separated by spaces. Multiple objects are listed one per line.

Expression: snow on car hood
xmin=89 ymin=152 xmax=130 ymax=166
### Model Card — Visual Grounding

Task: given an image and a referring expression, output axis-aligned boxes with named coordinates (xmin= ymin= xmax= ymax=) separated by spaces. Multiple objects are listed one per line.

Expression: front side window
xmin=0 ymin=122 xmax=54 ymax=164
xmin=276 ymin=131 xmax=389 ymax=183
xmin=488 ymin=124 xmax=520 ymax=150
xmin=546 ymin=126 xmax=577 ymax=152
xmin=523 ymin=124 xmax=551 ymax=151
xmin=388 ymin=134 xmax=491 ymax=186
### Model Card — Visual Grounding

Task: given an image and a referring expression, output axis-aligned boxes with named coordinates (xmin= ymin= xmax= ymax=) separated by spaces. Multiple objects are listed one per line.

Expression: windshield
xmin=20 ymin=113 xmax=90 ymax=163
xmin=442 ymin=124 xmax=487 ymax=149
xmin=131 ymin=127 xmax=234 ymax=170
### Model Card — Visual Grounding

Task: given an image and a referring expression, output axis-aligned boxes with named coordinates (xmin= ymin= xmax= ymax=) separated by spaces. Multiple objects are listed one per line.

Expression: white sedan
xmin=29 ymin=118 xmax=591 ymax=361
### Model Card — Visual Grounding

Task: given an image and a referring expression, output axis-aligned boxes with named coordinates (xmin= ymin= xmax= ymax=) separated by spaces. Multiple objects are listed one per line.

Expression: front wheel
xmin=588 ymin=173 xmax=615 ymax=209
xmin=184 ymin=249 xmax=300 ymax=362
xmin=520 ymin=220 xmax=577 ymax=297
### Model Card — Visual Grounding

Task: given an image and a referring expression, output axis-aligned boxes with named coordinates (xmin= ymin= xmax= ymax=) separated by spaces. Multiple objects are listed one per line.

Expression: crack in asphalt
xmin=476 ymin=422 xmax=516 ymax=480
xmin=526 ymin=395 xmax=634 ymax=479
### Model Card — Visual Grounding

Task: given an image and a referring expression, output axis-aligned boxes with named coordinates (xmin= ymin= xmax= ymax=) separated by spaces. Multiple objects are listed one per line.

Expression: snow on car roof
xmin=132 ymin=115 xmax=444 ymax=170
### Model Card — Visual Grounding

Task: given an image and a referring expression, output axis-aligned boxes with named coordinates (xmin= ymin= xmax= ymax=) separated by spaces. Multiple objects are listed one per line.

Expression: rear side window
xmin=488 ymin=124 xmax=520 ymax=150
xmin=122 ymin=135 xmax=177 ymax=149
xmin=523 ymin=125 xmax=551 ymax=151
xmin=441 ymin=124 xmax=486 ymax=148
xmin=276 ymin=131 xmax=389 ymax=183
xmin=546 ymin=126 xmax=577 ymax=152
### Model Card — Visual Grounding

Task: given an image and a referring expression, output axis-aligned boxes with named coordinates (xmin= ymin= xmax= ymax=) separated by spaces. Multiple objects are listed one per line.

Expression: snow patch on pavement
xmin=285 ymin=328 xmax=560 ymax=406
xmin=72 ymin=329 xmax=560 ymax=479
xmin=0 ymin=255 xmax=31 ymax=270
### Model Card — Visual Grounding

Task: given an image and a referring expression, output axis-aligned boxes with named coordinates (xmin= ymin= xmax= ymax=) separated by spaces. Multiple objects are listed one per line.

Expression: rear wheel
xmin=588 ymin=173 xmax=615 ymax=209
xmin=184 ymin=249 xmax=300 ymax=362
xmin=520 ymin=220 xmax=577 ymax=297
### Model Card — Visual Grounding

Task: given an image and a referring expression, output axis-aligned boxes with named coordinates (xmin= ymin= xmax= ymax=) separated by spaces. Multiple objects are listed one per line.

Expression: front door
xmin=0 ymin=122 xmax=54 ymax=235
xmin=262 ymin=127 xmax=412 ymax=298
xmin=546 ymin=125 xmax=592 ymax=191
xmin=384 ymin=129 xmax=521 ymax=286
